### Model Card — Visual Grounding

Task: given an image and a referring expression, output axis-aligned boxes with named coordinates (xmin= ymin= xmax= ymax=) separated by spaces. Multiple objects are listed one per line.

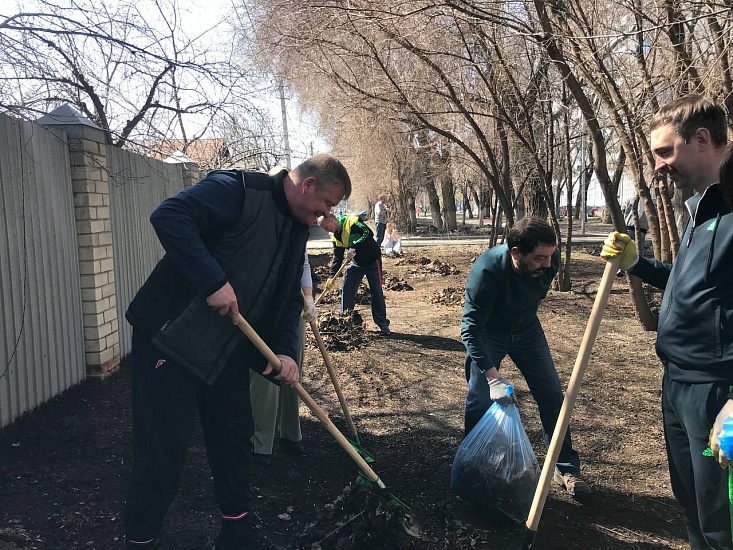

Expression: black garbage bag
xmin=450 ymin=402 xmax=540 ymax=523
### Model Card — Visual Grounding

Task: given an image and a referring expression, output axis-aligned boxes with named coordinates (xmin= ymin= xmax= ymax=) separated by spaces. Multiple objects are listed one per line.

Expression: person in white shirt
xmin=383 ymin=222 xmax=403 ymax=257
xmin=374 ymin=195 xmax=388 ymax=246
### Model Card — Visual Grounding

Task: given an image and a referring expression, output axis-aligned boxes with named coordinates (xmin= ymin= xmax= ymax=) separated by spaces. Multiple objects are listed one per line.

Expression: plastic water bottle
xmin=718 ymin=414 xmax=733 ymax=462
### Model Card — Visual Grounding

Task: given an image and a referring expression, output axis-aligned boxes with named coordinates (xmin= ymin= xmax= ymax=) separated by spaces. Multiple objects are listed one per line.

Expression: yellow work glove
xmin=601 ymin=231 xmax=639 ymax=271
xmin=710 ymin=399 xmax=733 ymax=468
xmin=324 ymin=277 xmax=335 ymax=291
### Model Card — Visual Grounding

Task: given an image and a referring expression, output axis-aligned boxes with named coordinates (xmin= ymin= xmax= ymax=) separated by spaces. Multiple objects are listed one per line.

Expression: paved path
xmin=306 ymin=223 xmax=607 ymax=251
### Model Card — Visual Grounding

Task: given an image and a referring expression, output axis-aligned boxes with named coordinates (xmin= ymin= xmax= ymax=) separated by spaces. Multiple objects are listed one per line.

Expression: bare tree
xmin=1 ymin=0 xmax=271 ymax=149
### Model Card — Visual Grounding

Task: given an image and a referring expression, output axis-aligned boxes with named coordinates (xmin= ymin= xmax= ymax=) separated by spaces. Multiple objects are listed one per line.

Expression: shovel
xmin=508 ymin=255 xmax=621 ymax=550
xmin=232 ymin=312 xmax=386 ymax=488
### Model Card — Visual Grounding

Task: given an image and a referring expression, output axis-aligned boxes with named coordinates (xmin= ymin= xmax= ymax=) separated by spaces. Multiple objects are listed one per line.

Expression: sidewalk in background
xmin=307 ymin=222 xmax=607 ymax=251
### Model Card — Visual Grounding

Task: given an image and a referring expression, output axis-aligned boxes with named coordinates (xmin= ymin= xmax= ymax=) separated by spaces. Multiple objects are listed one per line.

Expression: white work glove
xmin=488 ymin=376 xmax=517 ymax=406
xmin=345 ymin=248 xmax=356 ymax=262
xmin=601 ymin=231 xmax=639 ymax=271
xmin=302 ymin=295 xmax=317 ymax=323
xmin=710 ymin=399 xmax=733 ymax=468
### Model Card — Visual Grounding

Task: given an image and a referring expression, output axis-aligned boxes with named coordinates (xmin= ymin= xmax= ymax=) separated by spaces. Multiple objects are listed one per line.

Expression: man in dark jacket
xmin=461 ymin=217 xmax=590 ymax=496
xmin=123 ymin=155 xmax=351 ymax=550
xmin=602 ymin=95 xmax=732 ymax=550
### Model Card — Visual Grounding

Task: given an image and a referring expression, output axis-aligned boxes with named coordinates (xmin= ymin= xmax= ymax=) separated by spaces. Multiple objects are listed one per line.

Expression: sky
xmin=175 ymin=0 xmax=330 ymax=166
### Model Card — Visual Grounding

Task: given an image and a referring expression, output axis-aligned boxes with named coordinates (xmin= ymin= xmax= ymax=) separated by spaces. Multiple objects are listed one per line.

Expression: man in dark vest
xmin=123 ymin=155 xmax=351 ymax=550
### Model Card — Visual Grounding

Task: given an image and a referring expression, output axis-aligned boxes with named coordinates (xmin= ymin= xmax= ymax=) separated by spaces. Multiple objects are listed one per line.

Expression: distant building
xmin=148 ymin=138 xmax=231 ymax=172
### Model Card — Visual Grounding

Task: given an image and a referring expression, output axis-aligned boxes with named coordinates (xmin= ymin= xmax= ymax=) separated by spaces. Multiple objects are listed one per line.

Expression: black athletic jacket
xmin=631 ymin=183 xmax=733 ymax=392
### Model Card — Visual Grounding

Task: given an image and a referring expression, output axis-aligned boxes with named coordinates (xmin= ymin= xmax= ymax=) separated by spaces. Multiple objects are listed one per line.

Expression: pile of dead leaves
xmin=401 ymin=257 xmax=460 ymax=276
xmin=313 ymin=265 xmax=334 ymax=281
xmin=430 ymin=287 xmax=465 ymax=307
xmin=383 ymin=276 xmax=414 ymax=291
xmin=310 ymin=311 xmax=366 ymax=352
xmin=297 ymin=484 xmax=426 ymax=550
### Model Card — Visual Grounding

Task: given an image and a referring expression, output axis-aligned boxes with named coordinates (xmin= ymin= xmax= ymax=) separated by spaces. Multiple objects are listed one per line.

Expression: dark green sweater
xmin=461 ymin=244 xmax=560 ymax=373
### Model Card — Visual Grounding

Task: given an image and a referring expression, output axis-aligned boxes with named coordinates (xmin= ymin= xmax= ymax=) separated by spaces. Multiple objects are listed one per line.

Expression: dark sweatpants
xmin=124 ymin=330 xmax=254 ymax=542
xmin=662 ymin=373 xmax=732 ymax=550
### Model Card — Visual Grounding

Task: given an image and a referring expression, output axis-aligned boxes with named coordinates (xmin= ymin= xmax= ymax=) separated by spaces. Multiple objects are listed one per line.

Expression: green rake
xmin=234 ymin=313 xmax=402 ymax=504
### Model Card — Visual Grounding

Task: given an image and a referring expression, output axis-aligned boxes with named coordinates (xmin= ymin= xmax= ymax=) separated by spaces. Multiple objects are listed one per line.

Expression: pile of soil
xmin=383 ymin=276 xmax=413 ymax=291
xmin=312 ymin=265 xmax=334 ymax=282
xmin=401 ymin=257 xmax=460 ymax=276
xmin=430 ymin=287 xmax=465 ymax=306
xmin=309 ymin=311 xmax=366 ymax=352
xmin=315 ymin=289 xmax=340 ymax=305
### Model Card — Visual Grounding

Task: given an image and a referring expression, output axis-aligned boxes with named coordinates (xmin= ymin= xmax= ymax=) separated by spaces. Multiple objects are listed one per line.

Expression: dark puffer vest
xmin=125 ymin=170 xmax=309 ymax=384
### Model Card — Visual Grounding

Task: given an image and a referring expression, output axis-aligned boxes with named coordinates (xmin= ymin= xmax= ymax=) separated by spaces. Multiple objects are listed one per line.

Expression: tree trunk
xmin=424 ymin=175 xmax=443 ymax=230
xmin=439 ymin=174 xmax=457 ymax=230
xmin=524 ymin=177 xmax=548 ymax=219
xmin=628 ymin=276 xmax=657 ymax=330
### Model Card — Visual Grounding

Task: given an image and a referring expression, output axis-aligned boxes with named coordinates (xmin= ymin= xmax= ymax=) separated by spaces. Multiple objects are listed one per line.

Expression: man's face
xmin=292 ymin=177 xmax=344 ymax=225
xmin=510 ymin=244 xmax=555 ymax=277
xmin=650 ymin=123 xmax=701 ymax=192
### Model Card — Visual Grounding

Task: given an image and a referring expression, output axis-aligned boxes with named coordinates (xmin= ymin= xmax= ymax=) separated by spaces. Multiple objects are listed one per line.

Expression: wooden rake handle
xmin=525 ymin=255 xmax=621 ymax=532
xmin=232 ymin=312 xmax=385 ymax=488
xmin=308 ymin=319 xmax=360 ymax=439
xmin=314 ymin=257 xmax=349 ymax=306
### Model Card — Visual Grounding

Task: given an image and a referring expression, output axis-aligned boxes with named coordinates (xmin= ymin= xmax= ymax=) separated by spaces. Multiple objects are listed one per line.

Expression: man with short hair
xmin=461 ymin=217 xmax=590 ymax=496
xmin=374 ymin=194 xmax=388 ymax=246
xmin=603 ymin=95 xmax=733 ymax=550
xmin=123 ymin=154 xmax=350 ymax=550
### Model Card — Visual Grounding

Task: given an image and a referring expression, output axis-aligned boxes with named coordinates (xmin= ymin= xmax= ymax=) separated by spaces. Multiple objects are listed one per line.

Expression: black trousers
xmin=663 ymin=373 xmax=732 ymax=550
xmin=124 ymin=330 xmax=254 ymax=541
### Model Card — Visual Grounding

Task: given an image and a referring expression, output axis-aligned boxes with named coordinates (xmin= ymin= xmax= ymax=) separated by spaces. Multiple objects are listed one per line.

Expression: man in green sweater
xmin=461 ymin=217 xmax=590 ymax=496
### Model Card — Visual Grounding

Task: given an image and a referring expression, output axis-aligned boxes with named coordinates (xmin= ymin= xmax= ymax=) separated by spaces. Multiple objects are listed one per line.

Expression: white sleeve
xmin=300 ymin=252 xmax=313 ymax=289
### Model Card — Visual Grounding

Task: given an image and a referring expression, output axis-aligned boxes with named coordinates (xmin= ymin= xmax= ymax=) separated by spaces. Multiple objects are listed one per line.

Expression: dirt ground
xmin=0 ymin=242 xmax=689 ymax=550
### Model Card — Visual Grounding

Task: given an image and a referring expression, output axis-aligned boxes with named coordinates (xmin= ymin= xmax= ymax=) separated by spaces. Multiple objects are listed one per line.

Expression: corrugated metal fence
xmin=0 ymin=115 xmax=85 ymax=427
xmin=1 ymin=113 xmax=189 ymax=428
xmin=107 ymin=149 xmax=185 ymax=356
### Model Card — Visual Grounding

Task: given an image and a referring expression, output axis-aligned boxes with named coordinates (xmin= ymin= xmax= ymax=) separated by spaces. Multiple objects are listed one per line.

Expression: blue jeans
xmin=375 ymin=222 xmax=387 ymax=247
xmin=464 ymin=317 xmax=581 ymax=475
xmin=341 ymin=260 xmax=389 ymax=330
